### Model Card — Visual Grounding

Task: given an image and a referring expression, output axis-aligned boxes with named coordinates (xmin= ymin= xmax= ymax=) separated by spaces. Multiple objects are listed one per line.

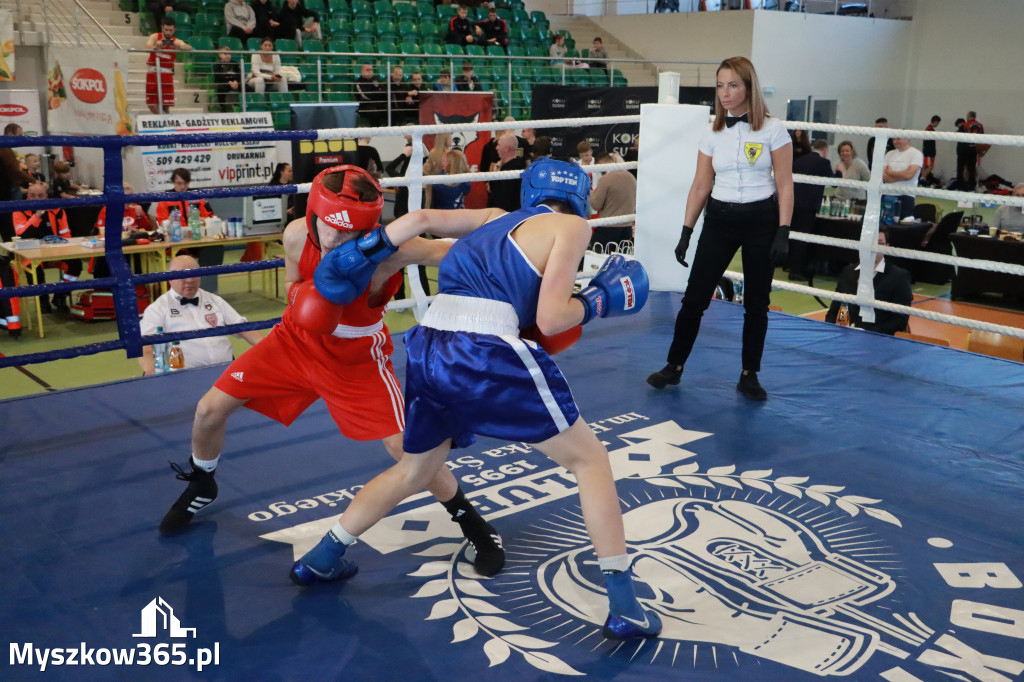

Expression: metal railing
xmin=33 ymin=0 xmax=123 ymax=48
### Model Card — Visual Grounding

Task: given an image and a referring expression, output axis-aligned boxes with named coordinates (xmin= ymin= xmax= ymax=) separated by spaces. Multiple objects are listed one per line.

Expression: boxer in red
xmin=159 ymin=165 xmax=504 ymax=577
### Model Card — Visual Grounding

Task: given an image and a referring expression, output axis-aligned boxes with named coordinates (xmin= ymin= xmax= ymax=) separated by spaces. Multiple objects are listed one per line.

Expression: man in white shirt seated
xmin=139 ymin=254 xmax=264 ymax=374
xmin=882 ymin=136 xmax=923 ymax=220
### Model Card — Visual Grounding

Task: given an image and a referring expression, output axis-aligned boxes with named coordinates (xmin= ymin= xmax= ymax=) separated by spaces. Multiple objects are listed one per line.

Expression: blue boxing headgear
xmin=520 ymin=158 xmax=592 ymax=218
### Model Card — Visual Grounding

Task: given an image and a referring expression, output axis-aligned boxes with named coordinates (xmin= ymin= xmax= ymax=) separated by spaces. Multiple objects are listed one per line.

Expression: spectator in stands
xmin=588 ymin=37 xmax=608 ymax=70
xmin=402 ymin=71 xmax=424 ymax=119
xmin=549 ymin=33 xmax=567 ymax=66
xmin=576 ymin=140 xmax=594 ymax=166
xmin=139 ymin=254 xmax=264 ymax=375
xmin=387 ymin=64 xmax=405 ymax=111
xmin=1 ymin=124 xmax=32 ymax=201
xmin=486 ymin=133 xmax=525 ymax=212
xmin=386 ymin=132 xmax=418 ymax=219
xmin=825 ymin=227 xmax=912 ymax=335
xmin=520 ymin=127 xmax=536 ymax=160
xmin=475 ymin=7 xmax=507 ymax=48
xmin=251 ymin=0 xmax=280 ymax=39
xmin=921 ymin=115 xmax=940 ymax=185
xmin=865 ymin=117 xmax=894 ymax=170
xmin=531 ymin=135 xmax=552 ymax=160
xmin=446 ymin=5 xmax=479 ymax=46
xmin=588 ymin=152 xmax=636 ymax=249
xmin=154 ymin=168 xmax=216 ymax=229
xmin=434 ymin=69 xmax=455 ymax=92
xmin=276 ymin=0 xmax=320 ymax=47
xmin=13 ymin=182 xmax=81 ymax=314
xmin=23 ymin=153 xmax=45 ymax=184
xmin=354 ymin=62 xmax=385 ymax=125
xmin=224 ymin=0 xmax=256 ymax=41
xmin=455 ymin=62 xmax=482 ymax=91
xmin=993 ymin=183 xmax=1024 ymax=235
xmin=882 ymin=135 xmax=923 ymax=220
xmin=431 ymin=149 xmax=472 ymax=210
xmin=145 ymin=16 xmax=192 ymax=115
xmin=214 ymin=45 xmax=245 ymax=111
xmin=480 ymin=123 xmax=514 ymax=174
xmin=146 ymin=0 xmax=177 ymax=32
xmin=834 ymin=140 xmax=869 ymax=202
xmin=247 ymin=38 xmax=288 ymax=93
xmin=789 ymin=137 xmax=832 ymax=281
xmin=50 ymin=160 xmax=82 ymax=199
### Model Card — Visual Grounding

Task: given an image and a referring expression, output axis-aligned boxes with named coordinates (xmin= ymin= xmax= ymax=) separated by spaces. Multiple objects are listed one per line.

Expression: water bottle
xmin=170 ymin=207 xmax=183 ymax=242
xmin=153 ymin=326 xmax=169 ymax=374
xmin=168 ymin=341 xmax=185 ymax=371
xmin=843 ymin=200 xmax=851 ymax=218
xmin=734 ymin=279 xmax=744 ymax=304
xmin=819 ymin=196 xmax=829 ymax=216
xmin=188 ymin=203 xmax=202 ymax=240
xmin=837 ymin=304 xmax=850 ymax=327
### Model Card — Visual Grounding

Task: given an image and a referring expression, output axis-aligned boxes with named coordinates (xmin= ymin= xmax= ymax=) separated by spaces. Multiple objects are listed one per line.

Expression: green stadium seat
xmin=423 ymin=43 xmax=443 ymax=57
xmin=325 ymin=0 xmax=350 ymax=15
xmin=326 ymin=17 xmax=351 ymax=37
xmin=247 ymin=37 xmax=263 ymax=51
xmin=377 ymin=38 xmax=398 ymax=54
xmin=394 ymin=2 xmax=416 ymax=17
xmin=397 ymin=18 xmax=419 ymax=38
xmin=328 ymin=38 xmax=352 ymax=52
xmin=302 ymin=39 xmax=326 ymax=53
xmin=375 ymin=19 xmax=396 ymax=37
xmin=611 ymin=69 xmax=627 ymax=86
xmin=486 ymin=44 xmax=506 ymax=57
xmin=436 ymin=5 xmax=456 ymax=20
xmin=399 ymin=41 xmax=421 ymax=54
xmin=350 ymin=0 xmax=373 ymax=18
xmin=218 ymin=36 xmax=244 ymax=52
xmin=297 ymin=90 xmax=320 ymax=103
xmin=444 ymin=43 xmax=464 ymax=56
xmin=465 ymin=44 xmax=485 ymax=57
xmin=353 ymin=17 xmax=374 ymax=34
xmin=529 ymin=10 xmax=547 ymax=23
xmin=511 ymin=8 xmax=529 ymax=24
xmin=496 ymin=9 xmax=512 ymax=22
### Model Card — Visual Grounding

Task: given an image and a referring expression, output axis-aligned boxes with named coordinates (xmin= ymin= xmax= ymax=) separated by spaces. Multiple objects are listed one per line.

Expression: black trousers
xmin=667 ymin=197 xmax=779 ymax=372
xmin=957 ymin=152 xmax=977 ymax=189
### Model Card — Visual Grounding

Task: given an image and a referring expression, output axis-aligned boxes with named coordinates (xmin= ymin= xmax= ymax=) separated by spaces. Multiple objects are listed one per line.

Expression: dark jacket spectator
xmin=250 ymin=0 xmax=279 ymax=38
xmin=454 ymin=64 xmax=482 ymax=92
xmin=275 ymin=0 xmax=319 ymax=42
xmin=446 ymin=7 xmax=477 ymax=46
xmin=475 ymin=9 xmax=508 ymax=48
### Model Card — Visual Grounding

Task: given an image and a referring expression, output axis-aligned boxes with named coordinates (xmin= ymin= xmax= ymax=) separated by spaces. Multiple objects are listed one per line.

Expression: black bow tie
xmin=179 ymin=296 xmax=199 ymax=306
xmin=726 ymin=113 xmax=749 ymax=128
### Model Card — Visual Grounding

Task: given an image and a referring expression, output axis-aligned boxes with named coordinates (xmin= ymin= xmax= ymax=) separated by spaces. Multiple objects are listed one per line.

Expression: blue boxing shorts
xmin=402 ymin=323 xmax=581 ymax=455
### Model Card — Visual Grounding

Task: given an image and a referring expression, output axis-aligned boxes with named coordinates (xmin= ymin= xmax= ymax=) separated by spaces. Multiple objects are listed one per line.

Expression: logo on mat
xmin=322 ymin=211 xmax=352 ymax=229
xmin=133 ymin=597 xmax=195 ymax=639
xmin=744 ymin=142 xmax=763 ymax=165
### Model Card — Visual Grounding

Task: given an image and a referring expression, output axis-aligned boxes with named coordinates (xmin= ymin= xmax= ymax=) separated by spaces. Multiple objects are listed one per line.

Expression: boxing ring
xmin=2 ymin=113 xmax=1023 ymax=681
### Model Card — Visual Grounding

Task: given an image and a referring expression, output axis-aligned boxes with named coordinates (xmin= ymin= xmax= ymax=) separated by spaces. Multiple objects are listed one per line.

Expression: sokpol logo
xmin=0 ymin=104 xmax=29 ymax=117
xmin=261 ymin=417 xmax=1024 ymax=679
xmin=70 ymin=68 xmax=108 ymax=104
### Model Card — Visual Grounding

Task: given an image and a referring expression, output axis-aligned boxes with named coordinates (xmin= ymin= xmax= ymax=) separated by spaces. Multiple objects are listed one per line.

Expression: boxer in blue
xmin=294 ymin=158 xmax=661 ymax=641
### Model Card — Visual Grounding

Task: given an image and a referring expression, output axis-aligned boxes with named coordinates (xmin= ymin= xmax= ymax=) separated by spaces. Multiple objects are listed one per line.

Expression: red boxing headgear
xmin=305 ymin=165 xmax=384 ymax=249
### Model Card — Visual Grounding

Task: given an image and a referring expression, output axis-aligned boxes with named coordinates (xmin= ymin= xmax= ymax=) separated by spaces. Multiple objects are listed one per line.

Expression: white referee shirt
xmin=140 ymin=289 xmax=248 ymax=369
xmin=698 ymin=115 xmax=791 ymax=204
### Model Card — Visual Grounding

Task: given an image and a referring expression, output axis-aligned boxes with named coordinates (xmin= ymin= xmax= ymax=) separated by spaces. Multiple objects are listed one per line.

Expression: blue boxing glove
xmin=314 ymin=226 xmax=398 ymax=305
xmin=573 ymin=254 xmax=650 ymax=325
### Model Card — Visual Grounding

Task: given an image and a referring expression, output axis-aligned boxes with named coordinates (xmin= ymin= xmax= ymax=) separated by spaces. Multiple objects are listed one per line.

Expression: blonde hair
xmin=443 ymin=149 xmax=469 ymax=182
xmin=425 ymin=132 xmax=453 ymax=176
xmin=712 ymin=56 xmax=770 ymax=132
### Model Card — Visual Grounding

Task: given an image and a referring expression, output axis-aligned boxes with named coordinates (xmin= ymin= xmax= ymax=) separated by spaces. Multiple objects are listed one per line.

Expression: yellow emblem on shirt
xmin=744 ymin=142 xmax=764 ymax=165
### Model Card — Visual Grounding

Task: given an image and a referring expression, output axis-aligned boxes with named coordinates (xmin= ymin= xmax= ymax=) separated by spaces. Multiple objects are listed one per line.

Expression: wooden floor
xmin=803 ymin=295 xmax=1024 ymax=357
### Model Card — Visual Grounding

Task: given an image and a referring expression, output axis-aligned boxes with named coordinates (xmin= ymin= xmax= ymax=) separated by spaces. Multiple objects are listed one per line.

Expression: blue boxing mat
xmin=1 ymin=293 xmax=1022 ymax=681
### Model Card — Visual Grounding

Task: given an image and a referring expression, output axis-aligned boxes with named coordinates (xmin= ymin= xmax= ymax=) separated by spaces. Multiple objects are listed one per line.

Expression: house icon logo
xmin=133 ymin=597 xmax=196 ymax=639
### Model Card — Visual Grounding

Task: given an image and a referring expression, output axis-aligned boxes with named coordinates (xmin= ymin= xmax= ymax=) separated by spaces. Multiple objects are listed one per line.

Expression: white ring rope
xmin=780 ymin=121 xmax=1024 ymax=147
xmin=722 ymin=271 xmax=1024 ymax=341
xmin=793 ymin=173 xmax=1024 ymax=206
xmin=312 ymin=114 xmax=642 ymax=141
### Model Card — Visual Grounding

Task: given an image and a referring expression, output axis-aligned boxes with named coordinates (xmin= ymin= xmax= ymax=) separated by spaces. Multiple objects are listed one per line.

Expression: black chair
xmin=914 ymin=203 xmax=937 ymax=223
xmin=917 ymin=210 xmax=964 ymax=284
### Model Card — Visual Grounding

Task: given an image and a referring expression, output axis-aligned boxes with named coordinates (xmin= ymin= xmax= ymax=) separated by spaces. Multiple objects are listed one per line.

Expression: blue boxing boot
xmin=290 ymin=526 xmax=359 ymax=586
xmin=602 ymin=568 xmax=662 ymax=641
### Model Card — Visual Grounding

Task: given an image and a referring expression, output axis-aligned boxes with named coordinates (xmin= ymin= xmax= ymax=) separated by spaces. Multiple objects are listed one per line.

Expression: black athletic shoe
xmin=39 ymin=297 xmax=53 ymax=314
xmin=646 ymin=364 xmax=682 ymax=389
xmin=52 ymin=294 xmax=70 ymax=314
xmin=463 ymin=523 xmax=505 ymax=577
xmin=159 ymin=461 xmax=218 ymax=534
xmin=736 ymin=371 xmax=768 ymax=401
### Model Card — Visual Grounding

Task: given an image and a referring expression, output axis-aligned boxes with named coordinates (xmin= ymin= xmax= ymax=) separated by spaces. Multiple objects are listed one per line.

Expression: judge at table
xmin=825 ymin=227 xmax=912 ymax=335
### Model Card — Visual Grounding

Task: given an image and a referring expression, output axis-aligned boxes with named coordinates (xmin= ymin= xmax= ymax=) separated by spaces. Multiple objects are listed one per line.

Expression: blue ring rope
xmin=1 ymin=129 xmax=323 ymax=370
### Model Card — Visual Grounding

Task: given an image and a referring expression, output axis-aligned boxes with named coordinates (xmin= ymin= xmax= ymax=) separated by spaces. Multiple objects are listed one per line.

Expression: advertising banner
xmin=289 ymin=103 xmax=360 ymax=219
xmin=418 ymin=91 xmax=493 ymax=209
xmin=0 ymin=10 xmax=14 ymax=82
xmin=0 ymin=89 xmax=44 ymax=155
xmin=134 ymin=112 xmax=277 ymax=192
xmin=47 ymin=47 xmax=132 ymax=135
xmin=531 ymin=85 xmax=713 ymax=160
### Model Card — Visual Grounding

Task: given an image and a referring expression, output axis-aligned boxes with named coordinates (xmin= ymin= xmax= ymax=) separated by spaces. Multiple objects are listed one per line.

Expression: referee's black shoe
xmin=646 ymin=364 xmax=682 ymax=389
xmin=737 ymin=371 xmax=768 ymax=401
xmin=160 ymin=461 xmax=218 ymax=534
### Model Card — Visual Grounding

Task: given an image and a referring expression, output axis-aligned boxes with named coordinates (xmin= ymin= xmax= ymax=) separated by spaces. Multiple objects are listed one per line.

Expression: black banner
xmin=290 ymin=103 xmax=360 ymax=217
xmin=530 ymin=86 xmax=713 ymax=160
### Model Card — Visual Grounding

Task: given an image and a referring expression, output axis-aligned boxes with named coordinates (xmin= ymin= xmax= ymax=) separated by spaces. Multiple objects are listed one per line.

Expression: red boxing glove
xmin=521 ymin=324 xmax=583 ymax=355
xmin=289 ymin=280 xmax=344 ymax=335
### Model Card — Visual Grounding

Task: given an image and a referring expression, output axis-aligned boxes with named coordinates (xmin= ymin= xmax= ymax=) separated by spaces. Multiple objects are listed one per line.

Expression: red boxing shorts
xmin=145 ymin=70 xmax=175 ymax=107
xmin=214 ymin=322 xmax=405 ymax=441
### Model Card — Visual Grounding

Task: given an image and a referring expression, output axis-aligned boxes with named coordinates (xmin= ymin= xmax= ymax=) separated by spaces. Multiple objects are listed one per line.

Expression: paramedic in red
xmin=13 ymin=181 xmax=82 ymax=314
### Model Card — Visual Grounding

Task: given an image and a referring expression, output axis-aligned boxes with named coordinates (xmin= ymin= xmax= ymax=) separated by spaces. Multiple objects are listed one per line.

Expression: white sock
xmin=191 ymin=454 xmax=219 ymax=473
xmin=331 ymin=521 xmax=358 ymax=546
xmin=598 ymin=553 xmax=630 ymax=574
